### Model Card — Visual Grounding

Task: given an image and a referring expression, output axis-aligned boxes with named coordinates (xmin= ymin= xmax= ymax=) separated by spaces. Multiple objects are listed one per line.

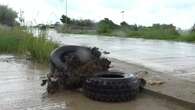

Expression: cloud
xmin=0 ymin=0 xmax=195 ymax=29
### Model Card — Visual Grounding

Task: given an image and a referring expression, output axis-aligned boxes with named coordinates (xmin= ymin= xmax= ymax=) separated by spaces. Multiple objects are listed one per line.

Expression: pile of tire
xmin=83 ymin=71 xmax=145 ymax=102
xmin=45 ymin=45 xmax=111 ymax=93
xmin=43 ymin=45 xmax=146 ymax=102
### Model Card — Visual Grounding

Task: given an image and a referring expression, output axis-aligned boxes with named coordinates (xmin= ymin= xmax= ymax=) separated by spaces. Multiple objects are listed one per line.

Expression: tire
xmin=50 ymin=45 xmax=93 ymax=71
xmin=47 ymin=45 xmax=104 ymax=91
xmin=83 ymin=71 xmax=142 ymax=102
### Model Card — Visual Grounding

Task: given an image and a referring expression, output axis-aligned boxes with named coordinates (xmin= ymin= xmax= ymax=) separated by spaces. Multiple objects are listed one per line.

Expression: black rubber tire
xmin=47 ymin=45 xmax=102 ymax=91
xmin=50 ymin=45 xmax=93 ymax=71
xmin=83 ymin=71 xmax=141 ymax=102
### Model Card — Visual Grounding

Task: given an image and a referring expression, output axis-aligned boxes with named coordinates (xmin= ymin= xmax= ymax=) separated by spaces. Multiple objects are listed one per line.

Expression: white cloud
xmin=0 ymin=0 xmax=195 ymax=29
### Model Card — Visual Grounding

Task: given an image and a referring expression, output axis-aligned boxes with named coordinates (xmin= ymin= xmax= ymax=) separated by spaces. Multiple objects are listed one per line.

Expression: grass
xmin=127 ymin=30 xmax=179 ymax=40
xmin=128 ymin=31 xmax=195 ymax=42
xmin=0 ymin=27 xmax=58 ymax=63
xmin=109 ymin=29 xmax=195 ymax=42
xmin=176 ymin=32 xmax=195 ymax=42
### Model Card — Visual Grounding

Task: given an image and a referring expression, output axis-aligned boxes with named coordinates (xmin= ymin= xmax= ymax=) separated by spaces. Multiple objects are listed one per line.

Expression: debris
xmin=103 ymin=51 xmax=110 ymax=54
xmin=148 ymin=80 xmax=165 ymax=86
xmin=135 ymin=71 xmax=148 ymax=78
xmin=45 ymin=46 xmax=111 ymax=93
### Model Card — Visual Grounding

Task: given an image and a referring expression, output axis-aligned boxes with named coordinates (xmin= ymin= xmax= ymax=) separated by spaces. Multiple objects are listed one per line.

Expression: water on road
xmin=48 ymin=30 xmax=195 ymax=82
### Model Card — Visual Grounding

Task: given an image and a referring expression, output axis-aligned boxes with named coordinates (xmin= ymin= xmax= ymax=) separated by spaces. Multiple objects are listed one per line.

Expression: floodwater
xmin=0 ymin=55 xmax=189 ymax=110
xmin=47 ymin=30 xmax=195 ymax=82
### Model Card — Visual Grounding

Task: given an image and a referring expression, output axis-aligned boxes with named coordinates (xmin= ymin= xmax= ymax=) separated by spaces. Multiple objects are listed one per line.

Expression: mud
xmin=46 ymin=47 xmax=111 ymax=93
xmin=0 ymin=55 xmax=192 ymax=110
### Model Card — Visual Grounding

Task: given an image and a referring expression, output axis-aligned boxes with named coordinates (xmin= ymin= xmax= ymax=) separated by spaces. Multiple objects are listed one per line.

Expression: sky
xmin=0 ymin=0 xmax=195 ymax=29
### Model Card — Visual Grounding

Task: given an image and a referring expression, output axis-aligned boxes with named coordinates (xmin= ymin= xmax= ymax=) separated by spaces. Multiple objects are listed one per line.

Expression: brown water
xmin=0 ymin=55 xmax=190 ymax=110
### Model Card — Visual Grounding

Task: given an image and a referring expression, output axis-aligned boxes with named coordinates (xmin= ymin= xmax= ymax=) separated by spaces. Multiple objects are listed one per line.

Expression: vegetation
xmin=97 ymin=18 xmax=119 ymax=34
xmin=0 ymin=5 xmax=18 ymax=26
xmin=57 ymin=15 xmax=195 ymax=42
xmin=126 ymin=24 xmax=179 ymax=40
xmin=177 ymin=32 xmax=195 ymax=42
xmin=60 ymin=15 xmax=95 ymax=27
xmin=190 ymin=24 xmax=195 ymax=32
xmin=58 ymin=15 xmax=95 ymax=34
xmin=0 ymin=5 xmax=58 ymax=63
xmin=0 ymin=27 xmax=58 ymax=63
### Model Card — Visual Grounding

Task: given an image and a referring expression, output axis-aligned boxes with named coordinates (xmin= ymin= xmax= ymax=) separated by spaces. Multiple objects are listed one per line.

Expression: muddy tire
xmin=47 ymin=45 xmax=109 ymax=91
xmin=50 ymin=45 xmax=93 ymax=71
xmin=83 ymin=71 xmax=141 ymax=102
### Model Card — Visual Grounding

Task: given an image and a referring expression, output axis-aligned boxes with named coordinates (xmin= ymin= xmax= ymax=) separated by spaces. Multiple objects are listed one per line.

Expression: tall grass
xmin=127 ymin=29 xmax=179 ymax=40
xmin=127 ymin=30 xmax=195 ymax=42
xmin=176 ymin=32 xmax=195 ymax=42
xmin=0 ymin=27 xmax=58 ymax=63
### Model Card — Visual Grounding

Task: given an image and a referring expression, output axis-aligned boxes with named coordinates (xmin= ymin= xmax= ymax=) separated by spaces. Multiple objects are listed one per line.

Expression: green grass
xmin=126 ymin=30 xmax=195 ymax=42
xmin=176 ymin=32 xmax=195 ymax=42
xmin=127 ymin=29 xmax=179 ymax=40
xmin=0 ymin=27 xmax=58 ymax=63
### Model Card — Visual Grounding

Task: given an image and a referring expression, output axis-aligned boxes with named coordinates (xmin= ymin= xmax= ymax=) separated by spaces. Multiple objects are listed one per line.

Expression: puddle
xmin=0 ymin=54 xmax=190 ymax=110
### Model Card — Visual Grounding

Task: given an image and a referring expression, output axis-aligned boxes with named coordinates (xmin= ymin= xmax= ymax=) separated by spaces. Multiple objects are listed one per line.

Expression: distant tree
xmin=152 ymin=24 xmax=176 ymax=30
xmin=97 ymin=18 xmax=118 ymax=34
xmin=0 ymin=5 xmax=18 ymax=26
xmin=54 ymin=22 xmax=60 ymax=27
xmin=120 ymin=21 xmax=129 ymax=27
xmin=120 ymin=22 xmax=138 ymax=31
xmin=60 ymin=15 xmax=71 ymax=24
xmin=129 ymin=24 xmax=138 ymax=31
xmin=151 ymin=23 xmax=178 ymax=35
xmin=152 ymin=24 xmax=161 ymax=29
xmin=191 ymin=24 xmax=195 ymax=32
xmin=70 ymin=19 xmax=95 ymax=27
xmin=78 ymin=19 xmax=95 ymax=27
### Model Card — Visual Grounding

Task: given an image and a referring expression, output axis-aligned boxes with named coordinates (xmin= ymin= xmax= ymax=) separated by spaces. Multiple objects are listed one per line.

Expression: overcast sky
xmin=0 ymin=0 xmax=195 ymax=29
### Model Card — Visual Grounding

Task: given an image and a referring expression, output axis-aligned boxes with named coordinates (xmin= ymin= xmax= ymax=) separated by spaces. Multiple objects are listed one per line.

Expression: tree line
xmin=60 ymin=15 xmax=181 ymax=37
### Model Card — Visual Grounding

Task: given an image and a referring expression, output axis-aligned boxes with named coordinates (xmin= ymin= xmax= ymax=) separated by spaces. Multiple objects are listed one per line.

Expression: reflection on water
xmin=47 ymin=30 xmax=195 ymax=81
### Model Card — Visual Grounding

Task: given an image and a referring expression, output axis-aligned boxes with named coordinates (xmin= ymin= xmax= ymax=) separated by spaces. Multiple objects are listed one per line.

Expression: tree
xmin=120 ymin=21 xmax=129 ymax=27
xmin=0 ymin=5 xmax=18 ymax=26
xmin=120 ymin=22 xmax=138 ymax=31
xmin=191 ymin=24 xmax=195 ymax=32
xmin=97 ymin=18 xmax=118 ymax=34
xmin=60 ymin=15 xmax=71 ymax=24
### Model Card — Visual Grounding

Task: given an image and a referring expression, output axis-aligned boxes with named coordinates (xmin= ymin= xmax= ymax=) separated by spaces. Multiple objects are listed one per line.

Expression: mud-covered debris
xmin=148 ymin=80 xmax=165 ymax=86
xmin=103 ymin=51 xmax=110 ymax=54
xmin=45 ymin=46 xmax=111 ymax=93
xmin=135 ymin=71 xmax=148 ymax=79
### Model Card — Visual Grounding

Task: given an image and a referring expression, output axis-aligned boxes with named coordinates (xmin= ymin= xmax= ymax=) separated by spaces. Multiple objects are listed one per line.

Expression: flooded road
xmin=0 ymin=55 xmax=190 ymax=110
xmin=48 ymin=30 xmax=195 ymax=82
